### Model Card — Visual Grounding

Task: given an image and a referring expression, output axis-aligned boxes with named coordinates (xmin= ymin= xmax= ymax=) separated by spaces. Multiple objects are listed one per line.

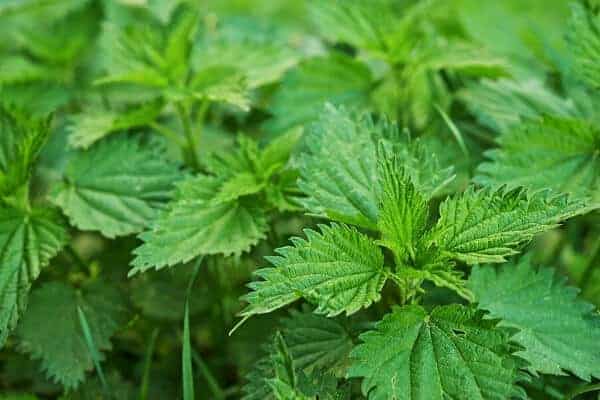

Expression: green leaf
xmin=16 ymin=281 xmax=127 ymax=389
xmin=212 ymin=172 xmax=265 ymax=204
xmin=468 ymin=257 xmax=600 ymax=381
xmin=376 ymin=150 xmax=430 ymax=265
xmin=186 ymin=66 xmax=250 ymax=111
xmin=241 ymin=223 xmax=386 ymax=318
xmin=348 ymin=304 xmax=525 ymax=400
xmin=298 ymin=105 xmax=453 ymax=229
xmin=193 ymin=29 xmax=298 ymax=88
xmin=131 ymin=175 xmax=268 ymax=273
xmin=265 ymin=54 xmax=373 ymax=133
xmin=67 ymin=100 xmax=164 ymax=149
xmin=0 ymin=206 xmax=68 ymax=346
xmin=0 ymin=104 xmax=51 ymax=197
xmin=51 ymin=134 xmax=183 ymax=238
xmin=433 ymin=187 xmax=596 ymax=264
xmin=476 ymin=117 xmax=600 ymax=200
xmin=567 ymin=3 xmax=600 ymax=88
xmin=280 ymin=309 xmax=354 ymax=377
xmin=459 ymin=79 xmax=576 ymax=134
xmin=298 ymin=105 xmax=380 ymax=229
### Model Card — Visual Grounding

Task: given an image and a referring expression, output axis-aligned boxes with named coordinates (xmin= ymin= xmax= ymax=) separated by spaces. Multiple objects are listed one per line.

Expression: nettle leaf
xmin=193 ymin=29 xmax=298 ymax=89
xmin=298 ymin=105 xmax=380 ymax=229
xmin=0 ymin=105 xmax=51 ymax=197
xmin=186 ymin=66 xmax=250 ymax=111
xmin=243 ymin=314 xmax=348 ymax=400
xmin=348 ymin=304 xmax=525 ymax=400
xmin=265 ymin=54 xmax=373 ymax=133
xmin=16 ymin=281 xmax=127 ymax=390
xmin=51 ymin=134 xmax=183 ymax=238
xmin=458 ymin=79 xmax=576 ymax=134
xmin=299 ymin=105 xmax=454 ymax=229
xmin=310 ymin=0 xmax=402 ymax=59
xmin=376 ymin=152 xmax=429 ymax=265
xmin=0 ymin=206 xmax=68 ymax=346
xmin=567 ymin=2 xmax=600 ymax=88
xmin=476 ymin=117 xmax=600 ymax=200
xmin=67 ymin=100 xmax=164 ymax=149
xmin=131 ymin=175 xmax=268 ymax=273
xmin=241 ymin=223 xmax=386 ymax=318
xmin=433 ymin=187 xmax=595 ymax=264
xmin=281 ymin=309 xmax=355 ymax=377
xmin=468 ymin=258 xmax=600 ymax=381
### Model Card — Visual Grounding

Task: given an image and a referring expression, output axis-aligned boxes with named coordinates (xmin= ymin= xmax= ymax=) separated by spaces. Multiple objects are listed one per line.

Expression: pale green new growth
xmin=348 ymin=304 xmax=525 ymax=400
xmin=67 ymin=100 xmax=164 ymax=149
xmin=434 ymin=187 xmax=594 ymax=264
xmin=376 ymin=152 xmax=429 ymax=265
xmin=241 ymin=223 xmax=386 ymax=318
xmin=51 ymin=134 xmax=183 ymax=238
xmin=16 ymin=281 xmax=127 ymax=389
xmin=469 ymin=258 xmax=600 ymax=381
xmin=0 ymin=206 xmax=68 ymax=346
xmin=476 ymin=117 xmax=600 ymax=199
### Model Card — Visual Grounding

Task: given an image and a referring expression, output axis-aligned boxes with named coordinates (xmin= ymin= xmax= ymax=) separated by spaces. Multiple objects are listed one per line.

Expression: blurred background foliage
xmin=0 ymin=0 xmax=598 ymax=399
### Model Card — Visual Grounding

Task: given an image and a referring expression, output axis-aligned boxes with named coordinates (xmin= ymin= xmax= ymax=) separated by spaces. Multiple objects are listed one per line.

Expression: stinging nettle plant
xmin=0 ymin=0 xmax=600 ymax=399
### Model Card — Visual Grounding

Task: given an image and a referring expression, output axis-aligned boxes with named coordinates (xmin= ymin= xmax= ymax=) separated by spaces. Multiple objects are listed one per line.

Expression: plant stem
xmin=176 ymin=102 xmax=200 ymax=170
xmin=580 ymin=235 xmax=600 ymax=292
xmin=192 ymin=350 xmax=225 ymax=400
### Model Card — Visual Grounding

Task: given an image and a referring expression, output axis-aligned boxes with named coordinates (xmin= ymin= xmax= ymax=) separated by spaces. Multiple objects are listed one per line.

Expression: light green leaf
xmin=265 ymin=54 xmax=373 ymax=133
xmin=433 ymin=187 xmax=596 ymax=264
xmin=348 ymin=304 xmax=525 ymax=400
xmin=376 ymin=150 xmax=429 ymax=265
xmin=459 ymin=79 xmax=576 ymax=134
xmin=476 ymin=117 xmax=600 ymax=200
xmin=0 ymin=206 xmax=68 ymax=346
xmin=241 ymin=223 xmax=386 ymax=318
xmin=67 ymin=100 xmax=164 ymax=149
xmin=51 ymin=134 xmax=183 ymax=238
xmin=131 ymin=175 xmax=268 ymax=273
xmin=0 ymin=105 xmax=51 ymax=197
xmin=468 ymin=258 xmax=600 ymax=381
xmin=567 ymin=3 xmax=600 ymax=88
xmin=16 ymin=281 xmax=127 ymax=389
xmin=213 ymin=172 xmax=265 ymax=204
xmin=298 ymin=105 xmax=380 ymax=229
xmin=186 ymin=66 xmax=250 ymax=110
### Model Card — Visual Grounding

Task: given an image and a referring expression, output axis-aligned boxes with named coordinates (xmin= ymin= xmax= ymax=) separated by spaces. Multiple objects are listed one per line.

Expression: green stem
xmin=580 ymin=236 xmax=600 ymax=292
xmin=176 ymin=102 xmax=200 ymax=170
xmin=566 ymin=382 xmax=600 ymax=399
xmin=192 ymin=350 xmax=225 ymax=400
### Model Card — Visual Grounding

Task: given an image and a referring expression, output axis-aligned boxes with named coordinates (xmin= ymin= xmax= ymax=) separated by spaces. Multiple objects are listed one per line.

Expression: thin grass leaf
xmin=77 ymin=306 xmax=110 ymax=399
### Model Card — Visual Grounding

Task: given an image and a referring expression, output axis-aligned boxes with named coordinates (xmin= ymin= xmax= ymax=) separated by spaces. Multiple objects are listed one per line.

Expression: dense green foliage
xmin=0 ymin=0 xmax=599 ymax=399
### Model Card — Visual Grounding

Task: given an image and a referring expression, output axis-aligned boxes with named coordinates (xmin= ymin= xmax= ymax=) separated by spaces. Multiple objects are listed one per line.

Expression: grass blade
xmin=139 ymin=328 xmax=160 ymax=400
xmin=77 ymin=305 xmax=110 ymax=398
xmin=182 ymin=257 xmax=204 ymax=400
